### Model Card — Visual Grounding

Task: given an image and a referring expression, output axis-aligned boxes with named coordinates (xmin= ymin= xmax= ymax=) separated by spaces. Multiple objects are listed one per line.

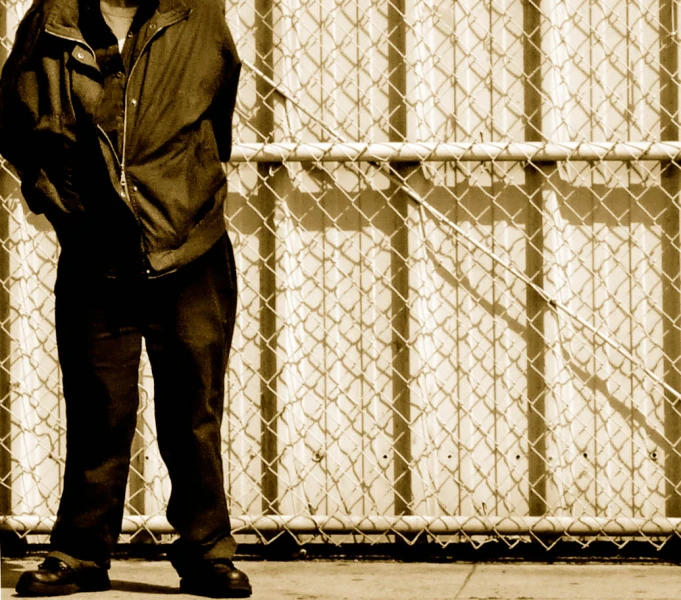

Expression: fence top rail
xmin=229 ymin=141 xmax=681 ymax=163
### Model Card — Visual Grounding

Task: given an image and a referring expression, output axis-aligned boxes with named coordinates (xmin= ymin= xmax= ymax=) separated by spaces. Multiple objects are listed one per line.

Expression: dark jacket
xmin=0 ymin=0 xmax=241 ymax=275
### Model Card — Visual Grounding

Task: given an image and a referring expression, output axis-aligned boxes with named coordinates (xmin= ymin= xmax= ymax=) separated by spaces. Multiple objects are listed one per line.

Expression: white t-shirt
xmin=100 ymin=0 xmax=138 ymax=52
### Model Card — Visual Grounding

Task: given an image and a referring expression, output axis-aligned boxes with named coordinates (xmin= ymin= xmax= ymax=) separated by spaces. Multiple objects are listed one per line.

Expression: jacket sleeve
xmin=0 ymin=5 xmax=41 ymax=180
xmin=0 ymin=4 xmax=61 ymax=215
xmin=212 ymin=18 xmax=241 ymax=162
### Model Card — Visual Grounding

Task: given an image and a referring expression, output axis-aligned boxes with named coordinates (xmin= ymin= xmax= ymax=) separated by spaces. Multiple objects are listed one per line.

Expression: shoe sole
xmin=15 ymin=580 xmax=80 ymax=597
xmin=15 ymin=573 xmax=111 ymax=597
xmin=179 ymin=579 xmax=252 ymax=598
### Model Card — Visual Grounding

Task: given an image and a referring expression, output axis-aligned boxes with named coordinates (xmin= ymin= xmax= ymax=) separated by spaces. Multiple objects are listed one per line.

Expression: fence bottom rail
xmin=1 ymin=515 xmax=681 ymax=537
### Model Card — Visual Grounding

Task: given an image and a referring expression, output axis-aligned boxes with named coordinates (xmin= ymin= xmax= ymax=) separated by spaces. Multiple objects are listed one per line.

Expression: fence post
xmin=255 ymin=0 xmax=280 ymax=518
xmin=388 ymin=0 xmax=413 ymax=519
xmin=523 ymin=0 xmax=548 ymax=516
xmin=659 ymin=0 xmax=681 ymax=518
xmin=0 ymin=3 xmax=12 ymax=518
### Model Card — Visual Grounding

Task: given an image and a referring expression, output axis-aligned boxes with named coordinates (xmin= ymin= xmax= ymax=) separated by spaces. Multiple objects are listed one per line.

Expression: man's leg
xmin=16 ymin=255 xmax=144 ymax=596
xmin=51 ymin=257 xmax=142 ymax=566
xmin=144 ymin=234 xmax=250 ymax=596
xmin=49 ymin=259 xmax=143 ymax=564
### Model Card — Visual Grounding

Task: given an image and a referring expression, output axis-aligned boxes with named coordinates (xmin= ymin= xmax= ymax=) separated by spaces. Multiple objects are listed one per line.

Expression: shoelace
xmin=40 ymin=558 xmax=70 ymax=572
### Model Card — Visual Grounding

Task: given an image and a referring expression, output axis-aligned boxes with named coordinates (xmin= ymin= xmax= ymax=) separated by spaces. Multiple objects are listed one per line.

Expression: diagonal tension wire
xmin=241 ymin=58 xmax=681 ymax=405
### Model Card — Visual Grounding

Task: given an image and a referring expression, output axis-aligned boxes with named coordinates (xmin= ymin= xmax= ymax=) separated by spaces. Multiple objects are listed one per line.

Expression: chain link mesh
xmin=2 ymin=0 xmax=681 ymax=551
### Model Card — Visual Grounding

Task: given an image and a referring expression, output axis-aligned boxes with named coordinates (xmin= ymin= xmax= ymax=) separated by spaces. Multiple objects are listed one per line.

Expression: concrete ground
xmin=2 ymin=557 xmax=681 ymax=599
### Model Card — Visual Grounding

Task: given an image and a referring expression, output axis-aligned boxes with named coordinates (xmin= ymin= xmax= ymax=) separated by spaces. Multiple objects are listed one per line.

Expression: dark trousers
xmin=50 ymin=234 xmax=238 ymax=572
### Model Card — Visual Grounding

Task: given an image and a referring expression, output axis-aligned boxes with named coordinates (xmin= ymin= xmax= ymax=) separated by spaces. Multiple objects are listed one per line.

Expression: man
xmin=0 ymin=0 xmax=250 ymax=595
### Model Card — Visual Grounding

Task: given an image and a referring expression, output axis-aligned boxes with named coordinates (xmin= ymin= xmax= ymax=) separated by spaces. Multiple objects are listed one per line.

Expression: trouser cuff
xmin=169 ymin=534 xmax=238 ymax=576
xmin=47 ymin=550 xmax=107 ymax=571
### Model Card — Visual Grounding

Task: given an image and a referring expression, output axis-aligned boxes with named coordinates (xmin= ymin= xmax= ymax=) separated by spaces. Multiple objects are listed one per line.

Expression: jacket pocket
xmin=27 ymin=127 xmax=84 ymax=216
xmin=21 ymin=168 xmax=63 ymax=215
xmin=43 ymin=135 xmax=82 ymax=211
xmin=193 ymin=121 xmax=226 ymax=196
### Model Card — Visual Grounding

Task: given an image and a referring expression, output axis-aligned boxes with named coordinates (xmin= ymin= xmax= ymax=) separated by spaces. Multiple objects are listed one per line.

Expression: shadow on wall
xmin=225 ymin=165 xmax=670 ymax=236
xmin=4 ymin=161 xmax=668 ymax=236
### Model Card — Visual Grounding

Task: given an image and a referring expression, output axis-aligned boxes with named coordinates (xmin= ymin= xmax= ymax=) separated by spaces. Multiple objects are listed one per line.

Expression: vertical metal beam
xmin=523 ymin=0 xmax=548 ymax=516
xmin=660 ymin=0 xmax=681 ymax=518
xmin=128 ymin=392 xmax=146 ymax=520
xmin=255 ymin=0 xmax=279 ymax=516
xmin=0 ymin=4 xmax=12 ymax=517
xmin=387 ymin=0 xmax=412 ymax=517
xmin=525 ymin=166 xmax=548 ymax=516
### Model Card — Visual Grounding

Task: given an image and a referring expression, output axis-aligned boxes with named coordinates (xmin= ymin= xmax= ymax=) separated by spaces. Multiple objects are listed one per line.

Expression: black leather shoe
xmin=179 ymin=559 xmax=252 ymax=598
xmin=15 ymin=556 xmax=111 ymax=597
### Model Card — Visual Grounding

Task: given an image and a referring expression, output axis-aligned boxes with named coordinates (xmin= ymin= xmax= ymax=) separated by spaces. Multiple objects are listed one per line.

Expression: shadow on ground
xmin=2 ymin=560 xmax=23 ymax=590
xmin=110 ymin=580 xmax=178 ymax=594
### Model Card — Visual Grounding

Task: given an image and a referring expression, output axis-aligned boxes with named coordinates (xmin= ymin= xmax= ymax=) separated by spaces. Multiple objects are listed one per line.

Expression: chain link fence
xmin=3 ymin=0 xmax=681 ymax=552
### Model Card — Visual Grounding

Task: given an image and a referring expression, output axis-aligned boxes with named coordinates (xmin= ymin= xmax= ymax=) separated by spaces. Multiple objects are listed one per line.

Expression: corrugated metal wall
xmin=1 ymin=0 xmax=681 ymax=544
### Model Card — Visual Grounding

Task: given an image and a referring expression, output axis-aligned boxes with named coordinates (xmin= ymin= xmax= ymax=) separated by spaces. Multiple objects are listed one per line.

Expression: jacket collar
xmin=43 ymin=0 xmax=190 ymax=40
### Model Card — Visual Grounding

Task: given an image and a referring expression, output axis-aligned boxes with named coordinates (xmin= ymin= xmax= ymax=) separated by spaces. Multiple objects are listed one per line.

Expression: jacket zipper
xmin=45 ymin=31 xmax=125 ymax=191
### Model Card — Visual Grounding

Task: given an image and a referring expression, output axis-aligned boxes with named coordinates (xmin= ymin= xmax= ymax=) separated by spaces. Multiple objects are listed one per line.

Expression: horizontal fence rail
xmin=230 ymin=142 xmax=681 ymax=163
xmin=6 ymin=515 xmax=681 ymax=537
